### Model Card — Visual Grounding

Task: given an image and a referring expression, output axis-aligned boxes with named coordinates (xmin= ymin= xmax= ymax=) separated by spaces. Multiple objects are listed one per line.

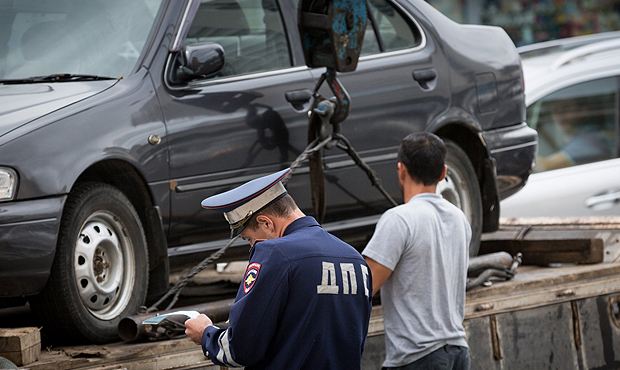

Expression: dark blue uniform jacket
xmin=201 ymin=216 xmax=372 ymax=369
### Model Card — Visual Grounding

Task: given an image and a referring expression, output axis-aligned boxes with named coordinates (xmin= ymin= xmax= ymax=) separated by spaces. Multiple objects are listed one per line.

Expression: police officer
xmin=184 ymin=168 xmax=372 ymax=369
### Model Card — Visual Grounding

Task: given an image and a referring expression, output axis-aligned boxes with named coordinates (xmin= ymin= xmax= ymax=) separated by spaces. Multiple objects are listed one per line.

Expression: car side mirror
xmin=176 ymin=42 xmax=225 ymax=83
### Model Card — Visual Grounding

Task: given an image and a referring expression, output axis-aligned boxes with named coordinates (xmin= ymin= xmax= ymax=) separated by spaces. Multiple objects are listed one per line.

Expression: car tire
xmin=437 ymin=141 xmax=483 ymax=256
xmin=31 ymin=183 xmax=148 ymax=343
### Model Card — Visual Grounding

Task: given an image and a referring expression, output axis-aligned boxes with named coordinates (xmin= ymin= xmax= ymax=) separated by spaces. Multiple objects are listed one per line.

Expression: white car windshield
xmin=0 ymin=0 xmax=163 ymax=80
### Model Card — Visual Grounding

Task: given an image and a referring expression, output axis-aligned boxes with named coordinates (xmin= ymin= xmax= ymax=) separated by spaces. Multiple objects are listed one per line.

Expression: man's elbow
xmin=364 ymin=256 xmax=391 ymax=297
xmin=371 ymin=283 xmax=382 ymax=297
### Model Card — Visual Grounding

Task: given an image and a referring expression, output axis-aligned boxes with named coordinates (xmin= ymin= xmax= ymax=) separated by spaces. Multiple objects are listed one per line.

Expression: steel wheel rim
xmin=437 ymin=166 xmax=473 ymax=222
xmin=74 ymin=211 xmax=135 ymax=320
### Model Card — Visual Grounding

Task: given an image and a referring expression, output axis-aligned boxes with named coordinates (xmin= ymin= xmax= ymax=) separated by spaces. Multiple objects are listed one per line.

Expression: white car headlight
xmin=0 ymin=168 xmax=18 ymax=201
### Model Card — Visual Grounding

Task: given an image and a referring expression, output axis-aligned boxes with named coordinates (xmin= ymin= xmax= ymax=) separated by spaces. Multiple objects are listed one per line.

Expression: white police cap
xmin=201 ymin=168 xmax=291 ymax=237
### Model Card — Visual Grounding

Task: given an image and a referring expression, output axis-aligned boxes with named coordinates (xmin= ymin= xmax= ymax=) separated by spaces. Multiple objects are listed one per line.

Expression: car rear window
xmin=286 ymin=0 xmax=423 ymax=57
xmin=366 ymin=0 xmax=421 ymax=53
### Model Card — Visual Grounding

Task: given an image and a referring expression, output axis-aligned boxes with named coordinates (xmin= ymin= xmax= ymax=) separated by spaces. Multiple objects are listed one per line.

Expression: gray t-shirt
xmin=362 ymin=193 xmax=471 ymax=367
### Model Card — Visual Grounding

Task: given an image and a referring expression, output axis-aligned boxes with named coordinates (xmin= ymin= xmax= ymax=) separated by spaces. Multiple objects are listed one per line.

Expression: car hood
xmin=0 ymin=80 xmax=117 ymax=138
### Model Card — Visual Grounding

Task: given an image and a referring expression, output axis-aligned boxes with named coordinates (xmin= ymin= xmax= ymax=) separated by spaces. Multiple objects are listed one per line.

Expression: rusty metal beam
xmin=489 ymin=315 xmax=502 ymax=361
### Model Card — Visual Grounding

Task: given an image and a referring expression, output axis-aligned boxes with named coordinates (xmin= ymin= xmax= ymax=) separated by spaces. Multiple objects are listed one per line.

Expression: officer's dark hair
xmin=246 ymin=194 xmax=298 ymax=230
xmin=397 ymin=132 xmax=446 ymax=185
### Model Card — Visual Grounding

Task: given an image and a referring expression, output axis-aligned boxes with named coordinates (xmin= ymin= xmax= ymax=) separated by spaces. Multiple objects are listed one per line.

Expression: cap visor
xmin=230 ymin=223 xmax=247 ymax=239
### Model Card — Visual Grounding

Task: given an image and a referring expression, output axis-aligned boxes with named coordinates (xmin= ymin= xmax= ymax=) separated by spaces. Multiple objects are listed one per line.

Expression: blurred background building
xmin=427 ymin=0 xmax=620 ymax=46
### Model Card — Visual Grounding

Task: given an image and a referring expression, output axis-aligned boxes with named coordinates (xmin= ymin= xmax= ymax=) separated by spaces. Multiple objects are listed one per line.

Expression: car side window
xmin=184 ymin=0 xmax=291 ymax=79
xmin=361 ymin=22 xmax=381 ymax=56
xmin=527 ymin=77 xmax=619 ymax=172
xmin=367 ymin=0 xmax=421 ymax=52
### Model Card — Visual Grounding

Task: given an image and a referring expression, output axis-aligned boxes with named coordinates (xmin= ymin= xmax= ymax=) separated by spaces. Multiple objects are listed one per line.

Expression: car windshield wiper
xmin=0 ymin=73 xmax=119 ymax=84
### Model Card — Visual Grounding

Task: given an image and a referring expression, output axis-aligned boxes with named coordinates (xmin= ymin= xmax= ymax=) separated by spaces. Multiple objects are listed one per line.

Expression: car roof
xmin=518 ymin=32 xmax=620 ymax=106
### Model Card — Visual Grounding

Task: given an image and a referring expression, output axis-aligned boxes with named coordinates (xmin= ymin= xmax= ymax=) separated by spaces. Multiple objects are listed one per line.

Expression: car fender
xmin=429 ymin=110 xmax=500 ymax=232
xmin=0 ymin=70 xmax=168 ymax=201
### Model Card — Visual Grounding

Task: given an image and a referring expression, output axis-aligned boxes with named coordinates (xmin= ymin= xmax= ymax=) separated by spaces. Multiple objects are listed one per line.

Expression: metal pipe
xmin=468 ymin=251 xmax=513 ymax=276
xmin=118 ymin=298 xmax=234 ymax=342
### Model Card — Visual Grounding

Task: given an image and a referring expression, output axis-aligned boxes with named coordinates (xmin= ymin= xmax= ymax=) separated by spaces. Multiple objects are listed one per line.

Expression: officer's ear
xmin=255 ymin=214 xmax=275 ymax=232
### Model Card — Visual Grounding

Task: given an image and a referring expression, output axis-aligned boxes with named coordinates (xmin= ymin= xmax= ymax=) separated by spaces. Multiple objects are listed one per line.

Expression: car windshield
xmin=0 ymin=0 xmax=163 ymax=81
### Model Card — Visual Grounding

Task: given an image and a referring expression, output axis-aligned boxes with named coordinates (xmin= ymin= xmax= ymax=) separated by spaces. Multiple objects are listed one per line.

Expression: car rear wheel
xmin=437 ymin=141 xmax=483 ymax=256
xmin=31 ymin=183 xmax=148 ymax=343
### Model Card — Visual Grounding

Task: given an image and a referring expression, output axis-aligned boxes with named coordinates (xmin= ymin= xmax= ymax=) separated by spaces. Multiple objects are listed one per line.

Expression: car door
xmin=159 ymin=0 xmax=315 ymax=246
xmin=304 ymin=0 xmax=452 ymax=222
xmin=501 ymin=76 xmax=620 ymax=217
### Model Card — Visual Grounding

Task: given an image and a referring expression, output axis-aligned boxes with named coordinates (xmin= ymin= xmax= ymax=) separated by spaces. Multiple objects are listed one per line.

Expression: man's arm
xmin=362 ymin=209 xmax=409 ymax=296
xmin=184 ymin=247 xmax=289 ymax=367
xmin=185 ymin=314 xmax=213 ymax=344
xmin=185 ymin=309 xmax=244 ymax=368
xmin=185 ymin=314 xmax=245 ymax=367
xmin=364 ymin=257 xmax=393 ymax=296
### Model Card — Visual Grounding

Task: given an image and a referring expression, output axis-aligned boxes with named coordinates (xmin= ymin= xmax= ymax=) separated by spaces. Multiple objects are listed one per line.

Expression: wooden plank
xmin=466 ymin=268 xmax=620 ymax=319
xmin=466 ymin=263 xmax=620 ymax=317
xmin=487 ymin=217 xmax=620 ymax=263
xmin=30 ymin=337 xmax=214 ymax=370
xmin=0 ymin=327 xmax=41 ymax=366
xmin=479 ymin=238 xmax=604 ymax=265
xmin=76 ymin=349 xmax=214 ymax=370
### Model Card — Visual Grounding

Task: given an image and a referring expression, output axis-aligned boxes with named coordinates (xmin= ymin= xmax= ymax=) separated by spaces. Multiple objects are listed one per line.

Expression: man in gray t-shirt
xmin=363 ymin=132 xmax=471 ymax=369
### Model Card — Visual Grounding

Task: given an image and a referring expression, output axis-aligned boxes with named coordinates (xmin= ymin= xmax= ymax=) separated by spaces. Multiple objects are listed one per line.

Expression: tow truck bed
xmin=12 ymin=218 xmax=620 ymax=369
xmin=24 ymin=262 xmax=620 ymax=369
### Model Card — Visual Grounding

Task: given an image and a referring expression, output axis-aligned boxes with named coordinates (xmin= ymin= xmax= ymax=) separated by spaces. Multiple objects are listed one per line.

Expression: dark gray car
xmin=0 ymin=0 xmax=536 ymax=341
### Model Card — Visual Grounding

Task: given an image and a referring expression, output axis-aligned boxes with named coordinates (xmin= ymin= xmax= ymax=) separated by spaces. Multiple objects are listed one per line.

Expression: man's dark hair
xmin=397 ymin=132 xmax=447 ymax=185
xmin=246 ymin=193 xmax=298 ymax=230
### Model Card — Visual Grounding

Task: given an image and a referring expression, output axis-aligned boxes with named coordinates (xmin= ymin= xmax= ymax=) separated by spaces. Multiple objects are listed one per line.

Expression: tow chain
xmin=146 ymin=72 xmax=398 ymax=313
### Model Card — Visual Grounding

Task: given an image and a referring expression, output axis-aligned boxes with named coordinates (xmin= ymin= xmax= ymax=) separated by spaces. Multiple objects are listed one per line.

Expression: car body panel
xmin=481 ymin=123 xmax=538 ymax=199
xmin=161 ymin=67 xmax=317 ymax=244
xmin=0 ymin=81 xmax=117 ymax=139
xmin=502 ymin=158 xmax=620 ymax=217
xmin=403 ymin=0 xmax=526 ymax=131
xmin=0 ymin=196 xmax=65 ymax=296
xmin=523 ymin=49 xmax=620 ymax=106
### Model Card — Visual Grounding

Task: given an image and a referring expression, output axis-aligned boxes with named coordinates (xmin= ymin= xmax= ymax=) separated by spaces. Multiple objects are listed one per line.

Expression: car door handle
xmin=285 ymin=89 xmax=313 ymax=110
xmin=412 ymin=69 xmax=437 ymax=89
xmin=585 ymin=190 xmax=620 ymax=209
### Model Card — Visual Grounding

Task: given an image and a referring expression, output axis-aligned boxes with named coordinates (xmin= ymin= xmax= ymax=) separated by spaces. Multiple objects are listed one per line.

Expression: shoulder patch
xmin=243 ymin=262 xmax=261 ymax=294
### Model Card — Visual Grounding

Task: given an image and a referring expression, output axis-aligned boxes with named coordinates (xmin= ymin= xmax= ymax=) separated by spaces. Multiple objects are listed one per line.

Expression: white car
xmin=501 ymin=32 xmax=620 ymax=218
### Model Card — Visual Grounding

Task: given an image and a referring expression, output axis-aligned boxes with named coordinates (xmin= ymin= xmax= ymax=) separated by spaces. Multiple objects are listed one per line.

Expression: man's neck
xmin=276 ymin=209 xmax=306 ymax=237
xmin=402 ymin=183 xmax=437 ymax=203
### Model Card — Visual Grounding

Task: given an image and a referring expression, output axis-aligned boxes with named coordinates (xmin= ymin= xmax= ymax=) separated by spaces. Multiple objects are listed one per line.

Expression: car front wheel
xmin=437 ymin=141 xmax=483 ymax=256
xmin=31 ymin=183 xmax=148 ymax=343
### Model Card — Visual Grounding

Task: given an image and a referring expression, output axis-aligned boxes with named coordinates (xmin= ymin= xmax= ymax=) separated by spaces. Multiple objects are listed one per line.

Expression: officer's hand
xmin=185 ymin=314 xmax=213 ymax=345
